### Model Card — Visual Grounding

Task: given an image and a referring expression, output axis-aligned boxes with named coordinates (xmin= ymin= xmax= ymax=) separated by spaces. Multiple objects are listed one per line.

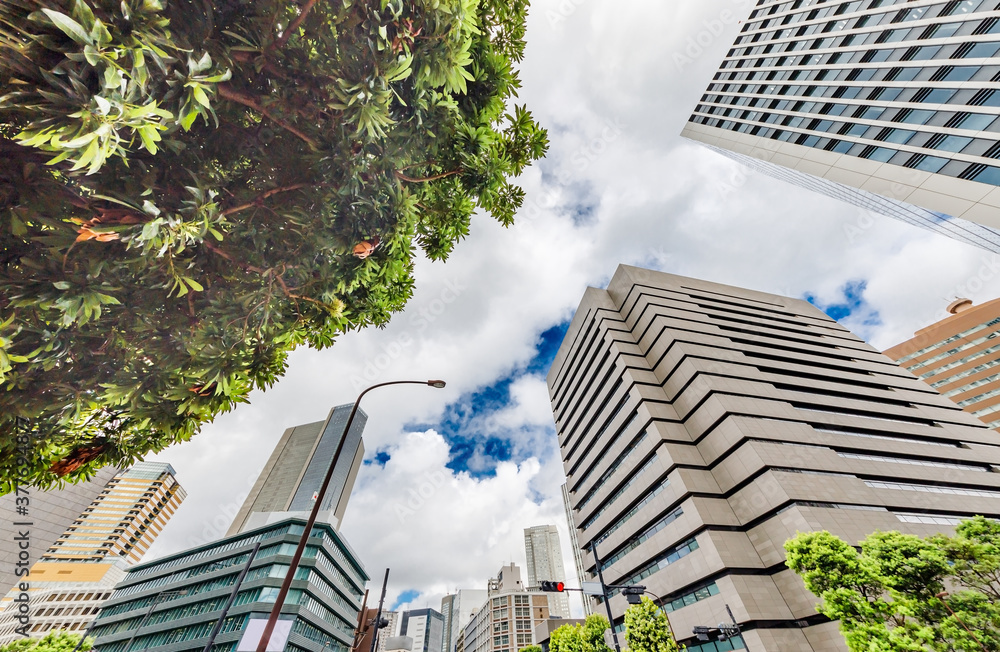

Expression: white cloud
xmin=144 ymin=0 xmax=1000 ymax=621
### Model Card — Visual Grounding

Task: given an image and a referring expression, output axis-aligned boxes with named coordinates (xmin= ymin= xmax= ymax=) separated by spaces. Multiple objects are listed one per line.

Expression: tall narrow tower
xmin=684 ymin=0 xmax=1000 ymax=252
xmin=227 ymin=404 xmax=367 ymax=534
xmin=523 ymin=525 xmax=571 ymax=619
xmin=550 ymin=265 xmax=1000 ymax=651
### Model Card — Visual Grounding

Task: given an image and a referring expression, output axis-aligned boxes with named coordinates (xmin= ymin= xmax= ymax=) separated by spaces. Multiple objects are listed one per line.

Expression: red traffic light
xmin=540 ymin=581 xmax=565 ymax=592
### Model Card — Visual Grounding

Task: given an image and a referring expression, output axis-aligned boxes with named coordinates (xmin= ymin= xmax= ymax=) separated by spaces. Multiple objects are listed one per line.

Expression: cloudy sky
xmin=145 ymin=0 xmax=1000 ymax=618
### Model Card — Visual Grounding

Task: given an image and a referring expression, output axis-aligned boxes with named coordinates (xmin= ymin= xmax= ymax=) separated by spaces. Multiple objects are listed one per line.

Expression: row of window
xmin=580 ymin=453 xmax=658 ymax=532
xmin=576 ymin=431 xmax=649 ymax=511
xmin=609 ymin=537 xmax=700 ymax=591
xmin=600 ymin=508 xmax=687 ymax=573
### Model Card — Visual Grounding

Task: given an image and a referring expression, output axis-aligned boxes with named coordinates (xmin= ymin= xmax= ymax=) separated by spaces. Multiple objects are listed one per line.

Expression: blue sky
xmin=397 ymin=323 xmax=569 ymax=478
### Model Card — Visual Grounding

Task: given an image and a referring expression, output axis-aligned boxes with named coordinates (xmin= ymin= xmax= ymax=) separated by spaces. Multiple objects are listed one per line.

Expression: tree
xmin=0 ymin=0 xmax=548 ymax=489
xmin=0 ymin=631 xmax=92 ymax=652
xmin=624 ymin=597 xmax=681 ymax=652
xmin=519 ymin=646 xmax=542 ymax=652
xmin=785 ymin=516 xmax=1000 ymax=651
xmin=549 ymin=623 xmax=584 ymax=652
xmin=581 ymin=614 xmax=613 ymax=652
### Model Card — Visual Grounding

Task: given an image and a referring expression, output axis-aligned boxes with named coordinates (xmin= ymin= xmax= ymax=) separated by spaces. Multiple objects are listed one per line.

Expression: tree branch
xmin=394 ymin=169 xmax=462 ymax=183
xmin=216 ymin=85 xmax=318 ymax=150
xmin=222 ymin=184 xmax=310 ymax=216
xmin=269 ymin=0 xmax=319 ymax=51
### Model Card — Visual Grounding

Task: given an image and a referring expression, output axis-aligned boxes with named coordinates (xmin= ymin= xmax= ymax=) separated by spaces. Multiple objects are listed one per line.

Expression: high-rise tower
xmin=550 ymin=265 xmax=1000 ymax=651
xmin=684 ymin=0 xmax=1000 ymax=252
xmin=0 ymin=466 xmax=120 ymax=596
xmin=0 ymin=462 xmax=185 ymax=644
xmin=522 ymin=526 xmax=571 ymax=619
xmin=561 ymin=484 xmax=592 ymax=616
xmin=227 ymin=404 xmax=367 ymax=534
xmin=886 ymin=297 xmax=1000 ymax=430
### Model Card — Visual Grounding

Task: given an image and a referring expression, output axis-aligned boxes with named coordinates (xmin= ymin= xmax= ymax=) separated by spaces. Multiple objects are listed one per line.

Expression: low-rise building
xmin=462 ymin=565 xmax=550 ymax=652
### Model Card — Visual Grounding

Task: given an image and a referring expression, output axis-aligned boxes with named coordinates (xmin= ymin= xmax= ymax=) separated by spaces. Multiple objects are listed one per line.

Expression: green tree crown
xmin=0 ymin=630 xmax=92 ymax=652
xmin=0 ymin=0 xmax=548 ymax=489
xmin=624 ymin=597 xmax=681 ymax=652
xmin=785 ymin=516 xmax=1000 ymax=651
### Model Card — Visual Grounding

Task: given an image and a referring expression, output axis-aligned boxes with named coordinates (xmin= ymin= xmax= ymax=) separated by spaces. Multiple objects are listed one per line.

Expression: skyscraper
xmin=400 ymin=608 xmax=445 ymax=652
xmin=227 ymin=404 xmax=367 ymax=534
xmin=522 ymin=526 xmax=571 ymax=619
xmin=885 ymin=297 xmax=1000 ymax=430
xmin=43 ymin=462 xmax=186 ymax=563
xmin=560 ymin=485 xmax=592 ymax=616
xmin=0 ymin=462 xmax=185 ymax=644
xmin=551 ymin=265 xmax=1000 ymax=651
xmin=683 ymin=0 xmax=1000 ymax=252
xmin=440 ymin=590 xmax=488 ymax=652
xmin=0 ymin=465 xmax=120 ymax=596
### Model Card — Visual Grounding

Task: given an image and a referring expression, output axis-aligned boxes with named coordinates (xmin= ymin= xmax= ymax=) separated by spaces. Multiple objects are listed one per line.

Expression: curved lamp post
xmin=255 ymin=380 xmax=447 ymax=652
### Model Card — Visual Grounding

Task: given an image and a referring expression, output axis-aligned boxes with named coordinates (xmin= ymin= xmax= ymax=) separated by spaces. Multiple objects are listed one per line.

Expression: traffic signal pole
xmin=590 ymin=540 xmax=622 ymax=652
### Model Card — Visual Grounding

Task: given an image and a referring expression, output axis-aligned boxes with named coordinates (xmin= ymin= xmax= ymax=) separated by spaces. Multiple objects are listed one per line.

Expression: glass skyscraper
xmin=683 ymin=0 xmax=1000 ymax=251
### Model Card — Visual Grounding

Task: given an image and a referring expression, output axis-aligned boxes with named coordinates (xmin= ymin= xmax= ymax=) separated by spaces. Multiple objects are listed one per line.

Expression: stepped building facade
xmin=550 ymin=266 xmax=1000 ymax=651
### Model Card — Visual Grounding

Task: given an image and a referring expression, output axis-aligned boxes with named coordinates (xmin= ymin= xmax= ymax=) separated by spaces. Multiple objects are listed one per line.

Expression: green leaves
xmin=623 ymin=598 xmax=681 ymax=652
xmin=785 ymin=521 xmax=1000 ymax=651
xmin=0 ymin=0 xmax=545 ymax=489
xmin=0 ymin=630 xmax=93 ymax=652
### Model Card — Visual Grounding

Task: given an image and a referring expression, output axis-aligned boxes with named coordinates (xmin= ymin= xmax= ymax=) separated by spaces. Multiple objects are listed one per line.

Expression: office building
xmin=400 ymin=608 xmax=445 ymax=652
xmin=683 ymin=0 xmax=1000 ymax=252
xmin=228 ymin=405 xmax=367 ymax=535
xmin=89 ymin=517 xmax=368 ymax=652
xmin=462 ymin=565 xmax=550 ymax=652
xmin=376 ymin=611 xmax=402 ymax=652
xmin=0 ymin=463 xmax=185 ymax=644
xmin=0 ymin=466 xmax=120 ymax=595
xmin=43 ymin=462 xmax=186 ymax=563
xmin=550 ymin=265 xmax=1000 ymax=651
xmin=441 ymin=590 xmax=488 ymax=652
xmin=560 ymin=485 xmax=592 ymax=616
xmin=886 ymin=297 xmax=1000 ymax=429
xmin=522 ymin=526 xmax=571 ymax=619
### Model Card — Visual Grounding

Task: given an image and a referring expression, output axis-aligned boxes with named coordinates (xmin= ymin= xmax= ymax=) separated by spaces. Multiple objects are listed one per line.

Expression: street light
xmin=254 ymin=380 xmax=447 ymax=652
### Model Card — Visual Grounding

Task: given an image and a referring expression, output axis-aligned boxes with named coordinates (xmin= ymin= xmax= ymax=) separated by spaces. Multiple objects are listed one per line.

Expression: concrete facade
xmin=522 ymin=526 xmax=571 ymax=619
xmin=885 ymin=297 xmax=1000 ymax=431
xmin=228 ymin=405 xmax=367 ymax=535
xmin=683 ymin=0 xmax=1000 ymax=252
xmin=89 ymin=517 xmax=368 ymax=652
xmin=549 ymin=266 xmax=1000 ymax=651
xmin=401 ymin=608 xmax=445 ymax=652
xmin=0 ymin=466 xmax=120 ymax=596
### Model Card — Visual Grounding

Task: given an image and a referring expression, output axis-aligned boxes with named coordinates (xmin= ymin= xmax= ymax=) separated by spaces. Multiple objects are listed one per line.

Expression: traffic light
xmin=539 ymin=581 xmax=565 ymax=592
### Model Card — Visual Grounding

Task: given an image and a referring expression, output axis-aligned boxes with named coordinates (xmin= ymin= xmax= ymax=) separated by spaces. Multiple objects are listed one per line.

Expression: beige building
xmin=550 ymin=266 xmax=1000 ymax=652
xmin=0 ymin=462 xmax=185 ymax=644
xmin=885 ymin=298 xmax=1000 ymax=430
xmin=462 ymin=565 xmax=550 ymax=652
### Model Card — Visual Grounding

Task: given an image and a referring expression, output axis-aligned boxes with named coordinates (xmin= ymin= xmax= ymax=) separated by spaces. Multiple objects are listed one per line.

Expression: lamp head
xmin=427 ymin=380 xmax=447 ymax=389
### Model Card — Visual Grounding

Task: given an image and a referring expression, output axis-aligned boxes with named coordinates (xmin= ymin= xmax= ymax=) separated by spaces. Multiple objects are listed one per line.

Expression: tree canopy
xmin=0 ymin=631 xmax=92 ymax=652
xmin=785 ymin=516 xmax=1000 ymax=651
xmin=547 ymin=615 xmax=614 ymax=652
xmin=0 ymin=0 xmax=548 ymax=489
xmin=623 ymin=597 xmax=681 ymax=652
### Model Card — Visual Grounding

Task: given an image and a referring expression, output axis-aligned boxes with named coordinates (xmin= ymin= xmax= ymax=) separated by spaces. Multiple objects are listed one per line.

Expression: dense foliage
xmin=0 ymin=631 xmax=91 ymax=652
xmin=548 ymin=615 xmax=614 ymax=652
xmin=0 ymin=0 xmax=547 ymax=489
xmin=785 ymin=516 xmax=1000 ymax=651
xmin=623 ymin=597 xmax=681 ymax=652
